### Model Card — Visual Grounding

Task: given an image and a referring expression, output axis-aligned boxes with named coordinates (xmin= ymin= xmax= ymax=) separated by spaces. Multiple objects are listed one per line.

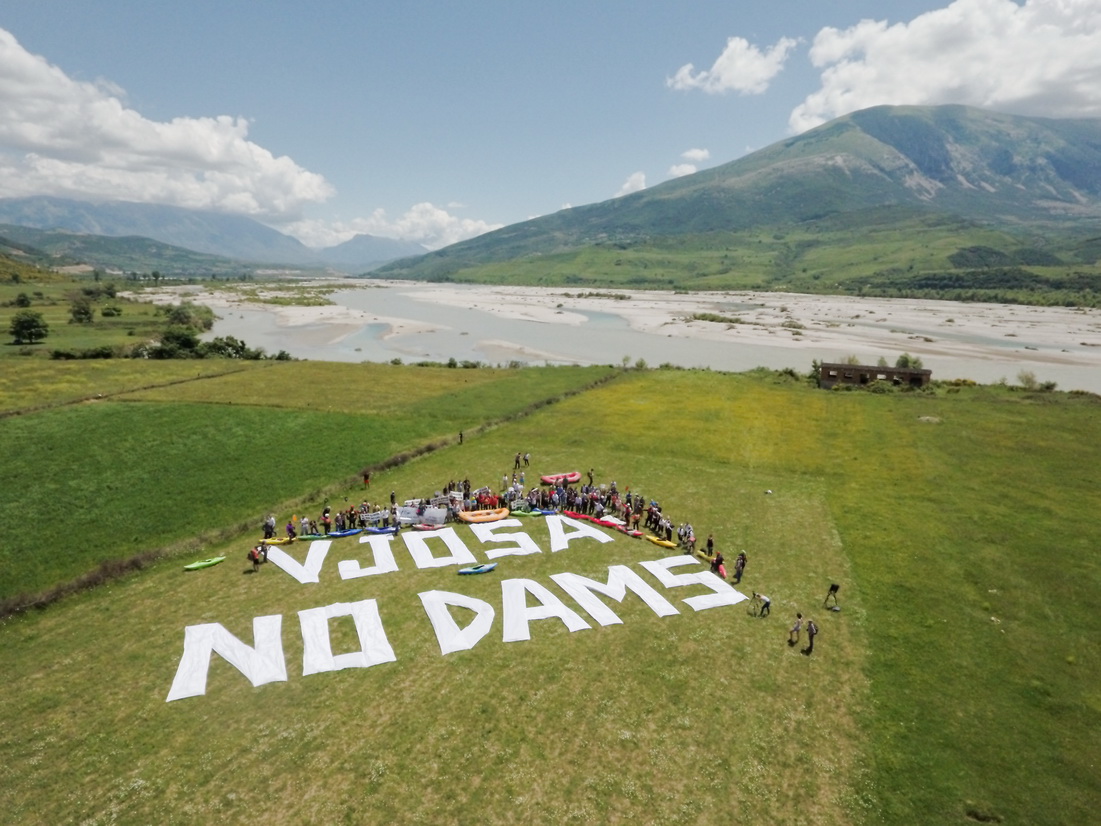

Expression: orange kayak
xmin=457 ymin=507 xmax=511 ymax=523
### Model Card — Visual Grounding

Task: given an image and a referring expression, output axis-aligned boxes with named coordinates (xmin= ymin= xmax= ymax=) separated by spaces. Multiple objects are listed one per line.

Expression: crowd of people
xmin=251 ymin=449 xmax=838 ymax=656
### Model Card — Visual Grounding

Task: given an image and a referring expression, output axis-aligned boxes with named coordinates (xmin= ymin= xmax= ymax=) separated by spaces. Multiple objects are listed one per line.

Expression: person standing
xmin=459 ymin=431 xmax=464 ymax=444
xmin=788 ymin=613 xmax=802 ymax=646
xmin=524 ymin=452 xmax=530 ymax=467
xmin=734 ymin=552 xmax=747 ymax=584
xmin=804 ymin=618 xmax=818 ymax=655
xmin=514 ymin=452 xmax=522 ymax=470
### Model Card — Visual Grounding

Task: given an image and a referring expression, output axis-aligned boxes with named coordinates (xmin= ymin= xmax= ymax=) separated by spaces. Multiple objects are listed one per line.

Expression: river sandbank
xmin=127 ymin=279 xmax=1101 ymax=391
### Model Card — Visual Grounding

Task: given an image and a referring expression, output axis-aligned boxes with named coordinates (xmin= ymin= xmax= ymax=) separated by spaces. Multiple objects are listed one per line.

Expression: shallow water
xmin=202 ymin=283 xmax=1101 ymax=393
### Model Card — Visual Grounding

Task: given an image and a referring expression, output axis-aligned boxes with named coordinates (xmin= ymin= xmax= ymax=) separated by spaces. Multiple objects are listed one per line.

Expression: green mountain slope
xmin=376 ymin=105 xmax=1101 ymax=290
xmin=0 ymin=224 xmax=261 ymax=274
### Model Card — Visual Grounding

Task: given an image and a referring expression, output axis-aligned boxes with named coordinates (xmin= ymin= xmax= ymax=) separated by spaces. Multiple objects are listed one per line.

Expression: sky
xmin=2 ymin=0 xmax=1100 ymax=250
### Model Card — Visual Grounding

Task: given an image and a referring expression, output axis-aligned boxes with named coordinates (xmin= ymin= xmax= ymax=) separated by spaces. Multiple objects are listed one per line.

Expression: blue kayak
xmin=458 ymin=563 xmax=498 ymax=575
xmin=328 ymin=528 xmax=363 ymax=538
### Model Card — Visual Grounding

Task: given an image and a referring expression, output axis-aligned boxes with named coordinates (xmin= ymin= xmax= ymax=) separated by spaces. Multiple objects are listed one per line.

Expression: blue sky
xmin=2 ymin=1 xmax=1100 ymax=248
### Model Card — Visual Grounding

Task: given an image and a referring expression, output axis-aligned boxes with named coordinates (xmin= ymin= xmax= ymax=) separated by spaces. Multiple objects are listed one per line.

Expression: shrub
xmin=9 ymin=309 xmax=49 ymax=344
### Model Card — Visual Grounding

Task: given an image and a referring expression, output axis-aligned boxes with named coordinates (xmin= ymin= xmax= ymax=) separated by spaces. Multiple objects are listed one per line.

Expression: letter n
xmin=166 ymin=615 xmax=286 ymax=702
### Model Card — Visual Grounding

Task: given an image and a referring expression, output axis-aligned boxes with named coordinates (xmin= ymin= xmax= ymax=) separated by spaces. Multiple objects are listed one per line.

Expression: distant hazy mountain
xmin=0 ymin=196 xmax=427 ymax=272
xmin=0 ymin=224 xmax=255 ymax=274
xmin=377 ymin=105 xmax=1101 ymax=280
xmin=0 ymin=197 xmax=320 ymax=265
xmin=317 ymin=233 xmax=427 ymax=270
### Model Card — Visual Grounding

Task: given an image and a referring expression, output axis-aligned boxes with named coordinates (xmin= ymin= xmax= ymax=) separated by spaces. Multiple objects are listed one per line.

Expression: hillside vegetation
xmin=378 ymin=208 xmax=1101 ymax=306
xmin=1 ymin=363 xmax=1099 ymax=824
xmin=376 ymin=106 xmax=1101 ymax=306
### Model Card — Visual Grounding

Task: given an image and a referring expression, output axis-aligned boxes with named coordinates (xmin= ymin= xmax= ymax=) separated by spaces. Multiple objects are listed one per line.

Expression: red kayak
xmin=541 ymin=471 xmax=581 ymax=485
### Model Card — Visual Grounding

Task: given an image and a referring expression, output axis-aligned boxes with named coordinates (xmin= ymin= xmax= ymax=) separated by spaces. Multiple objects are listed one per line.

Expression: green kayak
xmin=184 ymin=556 xmax=226 ymax=571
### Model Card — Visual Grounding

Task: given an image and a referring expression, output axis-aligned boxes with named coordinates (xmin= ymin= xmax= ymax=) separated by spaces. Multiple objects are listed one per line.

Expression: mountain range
xmin=0 ymin=197 xmax=426 ymax=273
xmin=1 ymin=105 xmax=1099 ymax=285
xmin=376 ymin=104 xmax=1101 ymax=281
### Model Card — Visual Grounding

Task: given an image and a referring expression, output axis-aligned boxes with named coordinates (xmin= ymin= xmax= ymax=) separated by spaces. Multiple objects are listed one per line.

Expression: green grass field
xmin=1 ymin=365 xmax=1099 ymax=824
xmin=0 ymin=361 xmax=613 ymax=602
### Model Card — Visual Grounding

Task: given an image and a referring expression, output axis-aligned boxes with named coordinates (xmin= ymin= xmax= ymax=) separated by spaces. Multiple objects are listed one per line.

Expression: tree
xmin=70 ymin=297 xmax=95 ymax=324
xmin=14 ymin=292 xmax=31 ymax=308
xmin=10 ymin=310 xmax=48 ymax=344
xmin=896 ymin=353 xmax=923 ymax=369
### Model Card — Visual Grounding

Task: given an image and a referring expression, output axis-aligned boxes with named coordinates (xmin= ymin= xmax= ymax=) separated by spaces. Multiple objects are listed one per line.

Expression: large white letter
xmin=402 ymin=526 xmax=478 ymax=569
xmin=544 ymin=514 xmax=614 ymax=552
xmin=338 ymin=534 xmax=399 ymax=580
xmin=501 ymin=578 xmax=590 ymax=642
xmin=419 ymin=590 xmax=496 ymax=655
xmin=469 ymin=519 xmax=543 ymax=559
xmin=166 ymin=615 xmax=287 ymax=702
xmin=550 ymin=565 xmax=679 ymax=626
xmin=298 ymin=599 xmax=396 ymax=676
xmin=638 ymin=556 xmax=748 ymax=611
xmin=265 ymin=539 xmax=331 ymax=585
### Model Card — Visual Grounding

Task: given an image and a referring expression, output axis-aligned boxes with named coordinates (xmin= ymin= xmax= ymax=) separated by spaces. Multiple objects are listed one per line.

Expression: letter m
xmin=550 ymin=565 xmax=679 ymax=626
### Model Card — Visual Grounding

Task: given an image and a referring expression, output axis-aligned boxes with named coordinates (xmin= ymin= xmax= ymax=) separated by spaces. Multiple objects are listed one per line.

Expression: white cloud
xmin=668 ymin=36 xmax=799 ymax=95
xmin=790 ymin=0 xmax=1101 ymax=132
xmin=681 ymin=147 xmax=711 ymax=162
xmin=616 ymin=172 xmax=647 ymax=197
xmin=0 ymin=28 xmax=333 ymax=218
xmin=668 ymin=163 xmax=697 ymax=178
xmin=282 ymin=202 xmax=503 ymax=250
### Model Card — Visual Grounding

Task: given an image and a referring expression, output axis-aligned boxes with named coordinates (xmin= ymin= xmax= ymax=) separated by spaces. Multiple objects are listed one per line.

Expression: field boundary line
xmin=0 ymin=366 xmax=623 ymax=619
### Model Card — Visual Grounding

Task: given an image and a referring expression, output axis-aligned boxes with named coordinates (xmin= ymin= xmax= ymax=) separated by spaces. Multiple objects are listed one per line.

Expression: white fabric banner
xmin=298 ymin=599 xmax=396 ymax=676
xmin=419 ymin=506 xmax=449 ymax=526
xmin=638 ymin=556 xmax=748 ymax=611
xmin=402 ymin=527 xmax=478 ymax=570
xmin=550 ymin=566 xmax=679 ymax=626
xmin=418 ymin=590 xmax=496 ymax=655
xmin=166 ymin=615 xmax=287 ymax=702
xmin=501 ymin=578 xmax=591 ymax=642
xmin=396 ymin=505 xmax=420 ymax=525
xmin=338 ymin=534 xmax=399 ymax=580
xmin=544 ymin=514 xmax=615 ymax=552
xmin=469 ymin=519 xmax=543 ymax=559
xmin=265 ymin=540 xmax=332 ymax=585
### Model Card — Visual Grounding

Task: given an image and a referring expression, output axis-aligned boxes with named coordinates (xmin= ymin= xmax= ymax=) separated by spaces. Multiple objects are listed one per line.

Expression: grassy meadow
xmin=1 ymin=365 xmax=1099 ymax=824
xmin=0 ymin=361 xmax=614 ymax=603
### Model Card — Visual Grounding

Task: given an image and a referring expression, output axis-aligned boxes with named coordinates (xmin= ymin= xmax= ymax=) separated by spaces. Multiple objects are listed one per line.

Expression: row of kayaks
xmin=184 ymin=493 xmax=669 ymax=572
xmin=184 ymin=554 xmax=500 ymax=576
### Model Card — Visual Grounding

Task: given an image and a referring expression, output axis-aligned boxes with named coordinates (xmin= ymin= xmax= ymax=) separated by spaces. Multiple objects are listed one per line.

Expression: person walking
xmin=788 ymin=613 xmax=803 ymax=646
xmin=803 ymin=618 xmax=819 ymax=655
xmin=824 ymin=583 xmax=840 ymax=608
